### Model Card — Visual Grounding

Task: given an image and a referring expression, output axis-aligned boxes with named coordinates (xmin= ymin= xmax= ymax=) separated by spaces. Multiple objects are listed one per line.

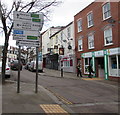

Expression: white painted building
xmin=57 ymin=22 xmax=76 ymax=73
xmin=42 ymin=26 xmax=64 ymax=69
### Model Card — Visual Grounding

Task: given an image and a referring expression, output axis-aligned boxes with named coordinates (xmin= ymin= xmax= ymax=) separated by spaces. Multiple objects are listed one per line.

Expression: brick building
xmin=74 ymin=1 xmax=120 ymax=80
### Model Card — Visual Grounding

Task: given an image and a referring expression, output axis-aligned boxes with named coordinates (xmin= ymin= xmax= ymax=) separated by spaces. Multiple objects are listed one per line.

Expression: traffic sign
xmin=16 ymin=40 xmax=40 ymax=47
xmin=13 ymin=29 xmax=39 ymax=40
xmin=13 ymin=11 xmax=44 ymax=41
xmin=13 ymin=11 xmax=44 ymax=24
xmin=13 ymin=20 xmax=43 ymax=31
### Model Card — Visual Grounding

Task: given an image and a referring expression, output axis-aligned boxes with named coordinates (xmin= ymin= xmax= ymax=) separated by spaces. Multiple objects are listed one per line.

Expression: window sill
xmin=77 ymin=30 xmax=82 ymax=33
xmin=78 ymin=50 xmax=83 ymax=52
xmin=103 ymin=16 xmax=112 ymax=22
xmin=104 ymin=43 xmax=113 ymax=46
xmin=88 ymin=25 xmax=94 ymax=28
xmin=88 ymin=47 xmax=95 ymax=50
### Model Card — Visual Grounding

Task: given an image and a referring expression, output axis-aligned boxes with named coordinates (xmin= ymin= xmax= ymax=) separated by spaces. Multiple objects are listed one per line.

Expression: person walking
xmin=88 ymin=65 xmax=94 ymax=78
xmin=76 ymin=63 xmax=82 ymax=77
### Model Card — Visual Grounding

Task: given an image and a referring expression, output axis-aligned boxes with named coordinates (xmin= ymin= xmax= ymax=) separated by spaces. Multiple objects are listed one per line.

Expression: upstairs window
xmin=102 ymin=2 xmax=111 ymax=20
xmin=67 ymin=27 xmax=71 ymax=38
xmin=55 ymin=35 xmax=58 ymax=44
xmin=78 ymin=39 xmax=83 ymax=51
xmin=77 ymin=19 xmax=82 ymax=32
xmin=88 ymin=34 xmax=94 ymax=49
xmin=104 ymin=27 xmax=113 ymax=45
xmin=87 ymin=12 xmax=94 ymax=28
xmin=61 ymin=32 xmax=63 ymax=41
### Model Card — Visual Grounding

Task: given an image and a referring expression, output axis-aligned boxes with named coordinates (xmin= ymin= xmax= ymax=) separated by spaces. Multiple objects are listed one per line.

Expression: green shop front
xmin=82 ymin=47 xmax=120 ymax=80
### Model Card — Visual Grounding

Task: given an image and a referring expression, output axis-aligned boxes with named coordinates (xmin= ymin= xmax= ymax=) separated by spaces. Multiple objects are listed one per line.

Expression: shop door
xmin=97 ymin=57 xmax=105 ymax=78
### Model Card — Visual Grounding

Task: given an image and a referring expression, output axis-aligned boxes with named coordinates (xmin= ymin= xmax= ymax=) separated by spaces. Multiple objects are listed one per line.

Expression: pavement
xmin=41 ymin=68 xmax=119 ymax=86
xmin=1 ymin=68 xmax=119 ymax=114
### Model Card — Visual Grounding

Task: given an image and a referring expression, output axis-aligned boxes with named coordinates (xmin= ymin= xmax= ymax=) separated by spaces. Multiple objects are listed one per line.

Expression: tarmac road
xmin=9 ymin=68 xmax=119 ymax=114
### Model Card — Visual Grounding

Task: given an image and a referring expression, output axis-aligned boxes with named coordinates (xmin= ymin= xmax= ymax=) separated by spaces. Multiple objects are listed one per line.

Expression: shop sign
xmin=59 ymin=48 xmax=64 ymax=55
xmin=95 ymin=50 xmax=104 ymax=57
xmin=81 ymin=52 xmax=92 ymax=58
xmin=107 ymin=47 xmax=120 ymax=55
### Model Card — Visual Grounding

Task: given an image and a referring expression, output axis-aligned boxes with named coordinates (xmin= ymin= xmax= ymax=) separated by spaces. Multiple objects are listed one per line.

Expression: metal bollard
xmin=61 ymin=68 xmax=63 ymax=77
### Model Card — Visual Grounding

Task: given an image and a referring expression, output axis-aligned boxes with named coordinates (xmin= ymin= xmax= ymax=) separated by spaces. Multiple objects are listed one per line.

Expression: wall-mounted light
xmin=107 ymin=18 xmax=116 ymax=23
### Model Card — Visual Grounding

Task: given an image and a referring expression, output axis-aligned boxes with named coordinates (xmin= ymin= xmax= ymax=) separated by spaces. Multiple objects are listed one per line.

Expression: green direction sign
xmin=31 ymin=14 xmax=39 ymax=18
xmin=27 ymin=36 xmax=38 ymax=40
xmin=32 ymin=19 xmax=41 ymax=22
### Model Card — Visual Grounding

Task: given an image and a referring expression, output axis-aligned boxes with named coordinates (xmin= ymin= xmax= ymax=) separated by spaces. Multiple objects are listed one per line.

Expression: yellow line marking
xmin=82 ymin=78 xmax=104 ymax=80
xmin=40 ymin=104 xmax=69 ymax=114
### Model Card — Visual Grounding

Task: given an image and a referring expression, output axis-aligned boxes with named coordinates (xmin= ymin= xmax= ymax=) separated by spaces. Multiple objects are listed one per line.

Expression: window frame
xmin=67 ymin=27 xmax=71 ymax=38
xmin=87 ymin=12 xmax=94 ymax=28
xmin=78 ymin=38 xmax=83 ymax=51
xmin=104 ymin=27 xmax=113 ymax=46
xmin=84 ymin=58 xmax=92 ymax=74
xmin=102 ymin=2 xmax=111 ymax=20
xmin=88 ymin=33 xmax=94 ymax=49
xmin=77 ymin=19 xmax=82 ymax=32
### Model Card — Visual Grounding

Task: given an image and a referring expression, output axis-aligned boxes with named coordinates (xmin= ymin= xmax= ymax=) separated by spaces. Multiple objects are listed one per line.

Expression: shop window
xmin=70 ymin=59 xmax=73 ymax=66
xmin=63 ymin=61 xmax=70 ymax=67
xmin=118 ymin=55 xmax=120 ymax=69
xmin=111 ymin=56 xmax=117 ymax=69
xmin=84 ymin=58 xmax=92 ymax=73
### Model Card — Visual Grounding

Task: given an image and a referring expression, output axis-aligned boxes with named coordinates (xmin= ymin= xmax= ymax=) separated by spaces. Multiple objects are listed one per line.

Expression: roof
xmin=49 ymin=21 xmax=73 ymax=38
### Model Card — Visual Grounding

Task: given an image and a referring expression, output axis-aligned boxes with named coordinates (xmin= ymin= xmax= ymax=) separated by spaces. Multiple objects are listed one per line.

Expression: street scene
xmin=2 ymin=68 xmax=119 ymax=114
xmin=0 ymin=0 xmax=120 ymax=114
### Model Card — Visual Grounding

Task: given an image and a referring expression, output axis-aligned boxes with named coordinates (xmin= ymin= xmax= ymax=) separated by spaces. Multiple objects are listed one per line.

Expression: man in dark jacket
xmin=76 ymin=63 xmax=82 ymax=77
xmin=88 ymin=65 xmax=94 ymax=78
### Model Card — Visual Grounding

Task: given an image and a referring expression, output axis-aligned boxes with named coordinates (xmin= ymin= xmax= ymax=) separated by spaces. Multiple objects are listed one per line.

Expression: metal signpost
xmin=13 ymin=11 xmax=44 ymax=93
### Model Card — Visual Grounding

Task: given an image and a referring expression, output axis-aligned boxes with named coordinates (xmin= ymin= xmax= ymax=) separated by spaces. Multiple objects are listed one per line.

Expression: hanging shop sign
xmin=59 ymin=48 xmax=64 ymax=55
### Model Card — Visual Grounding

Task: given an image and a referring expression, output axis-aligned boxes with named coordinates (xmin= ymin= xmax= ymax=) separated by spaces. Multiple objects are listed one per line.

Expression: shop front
xmin=82 ymin=47 xmax=120 ymax=80
xmin=59 ymin=54 xmax=76 ymax=73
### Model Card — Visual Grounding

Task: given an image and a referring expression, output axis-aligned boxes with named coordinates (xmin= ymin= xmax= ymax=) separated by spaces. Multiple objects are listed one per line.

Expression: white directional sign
xmin=13 ymin=29 xmax=39 ymax=40
xmin=13 ymin=11 xmax=44 ymax=41
xmin=16 ymin=40 xmax=40 ymax=47
xmin=13 ymin=21 xmax=42 ymax=31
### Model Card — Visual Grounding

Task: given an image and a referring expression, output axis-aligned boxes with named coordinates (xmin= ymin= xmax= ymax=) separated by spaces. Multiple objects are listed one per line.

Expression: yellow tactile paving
xmin=40 ymin=104 xmax=69 ymax=114
xmin=57 ymin=95 xmax=73 ymax=105
xmin=82 ymin=78 xmax=104 ymax=80
xmin=46 ymin=88 xmax=73 ymax=105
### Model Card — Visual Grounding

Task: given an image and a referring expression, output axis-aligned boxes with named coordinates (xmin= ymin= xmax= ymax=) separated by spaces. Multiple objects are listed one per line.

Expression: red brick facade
xmin=74 ymin=1 xmax=120 ymax=80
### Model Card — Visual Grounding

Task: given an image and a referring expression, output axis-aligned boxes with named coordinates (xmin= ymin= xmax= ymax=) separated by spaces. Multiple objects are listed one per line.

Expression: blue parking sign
xmin=13 ymin=30 xmax=24 ymax=35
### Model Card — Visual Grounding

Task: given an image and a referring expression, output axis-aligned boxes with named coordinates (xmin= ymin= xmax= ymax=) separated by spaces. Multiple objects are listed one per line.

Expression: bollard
xmin=61 ymin=68 xmax=63 ymax=77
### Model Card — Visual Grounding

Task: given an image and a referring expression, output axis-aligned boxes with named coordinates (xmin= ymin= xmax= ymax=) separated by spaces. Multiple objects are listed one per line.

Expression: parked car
xmin=29 ymin=61 xmax=43 ymax=72
xmin=0 ymin=61 xmax=11 ymax=78
xmin=10 ymin=60 xmax=22 ymax=70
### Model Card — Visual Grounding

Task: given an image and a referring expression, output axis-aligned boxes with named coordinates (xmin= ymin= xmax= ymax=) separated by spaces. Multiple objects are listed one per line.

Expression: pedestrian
xmin=88 ymin=65 xmax=94 ymax=78
xmin=76 ymin=63 xmax=82 ymax=77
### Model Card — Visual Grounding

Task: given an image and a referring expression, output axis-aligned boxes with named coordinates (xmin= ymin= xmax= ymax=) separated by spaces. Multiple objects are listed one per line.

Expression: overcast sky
xmin=0 ymin=0 xmax=94 ymax=46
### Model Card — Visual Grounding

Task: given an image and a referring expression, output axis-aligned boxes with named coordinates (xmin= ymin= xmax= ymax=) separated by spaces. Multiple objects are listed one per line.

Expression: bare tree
xmin=0 ymin=0 xmax=62 ymax=83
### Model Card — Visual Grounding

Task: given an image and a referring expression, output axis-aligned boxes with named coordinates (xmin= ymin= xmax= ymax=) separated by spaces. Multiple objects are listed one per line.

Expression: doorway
xmin=96 ymin=57 xmax=105 ymax=78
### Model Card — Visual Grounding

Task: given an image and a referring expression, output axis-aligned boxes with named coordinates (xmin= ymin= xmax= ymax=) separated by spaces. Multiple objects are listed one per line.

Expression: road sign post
xmin=35 ymin=47 xmax=38 ymax=93
xmin=17 ymin=46 xmax=21 ymax=93
xmin=13 ymin=11 xmax=44 ymax=93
